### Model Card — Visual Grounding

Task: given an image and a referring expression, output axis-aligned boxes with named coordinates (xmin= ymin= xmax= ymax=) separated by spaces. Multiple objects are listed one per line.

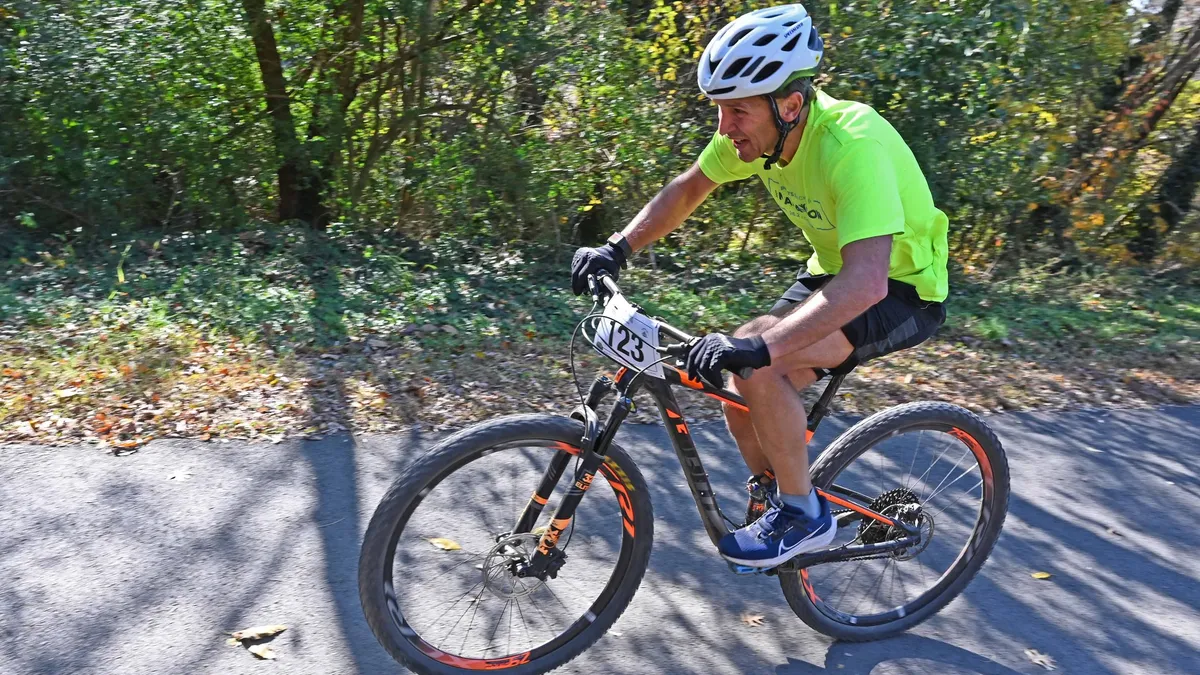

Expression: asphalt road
xmin=2 ymin=406 xmax=1198 ymax=675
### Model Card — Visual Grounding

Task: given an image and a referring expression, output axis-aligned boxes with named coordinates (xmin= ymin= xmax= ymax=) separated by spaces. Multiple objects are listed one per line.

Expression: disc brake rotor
xmin=481 ymin=533 xmax=546 ymax=599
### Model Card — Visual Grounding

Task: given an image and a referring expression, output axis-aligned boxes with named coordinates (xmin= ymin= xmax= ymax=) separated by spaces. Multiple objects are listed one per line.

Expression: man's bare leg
xmin=721 ymin=313 xmax=853 ymax=496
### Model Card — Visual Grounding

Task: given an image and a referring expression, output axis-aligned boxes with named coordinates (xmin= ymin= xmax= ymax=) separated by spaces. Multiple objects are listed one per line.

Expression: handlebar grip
xmin=599 ymin=273 xmax=620 ymax=297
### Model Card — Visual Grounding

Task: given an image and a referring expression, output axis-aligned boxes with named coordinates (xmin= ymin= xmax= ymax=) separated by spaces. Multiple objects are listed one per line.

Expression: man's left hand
xmin=685 ymin=333 xmax=772 ymax=387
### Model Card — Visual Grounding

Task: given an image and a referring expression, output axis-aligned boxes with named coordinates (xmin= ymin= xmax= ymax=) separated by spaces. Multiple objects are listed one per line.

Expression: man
xmin=571 ymin=4 xmax=949 ymax=568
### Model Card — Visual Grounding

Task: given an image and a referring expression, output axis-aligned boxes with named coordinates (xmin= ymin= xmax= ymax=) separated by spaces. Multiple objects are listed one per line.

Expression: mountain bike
xmin=358 ymin=273 xmax=1010 ymax=674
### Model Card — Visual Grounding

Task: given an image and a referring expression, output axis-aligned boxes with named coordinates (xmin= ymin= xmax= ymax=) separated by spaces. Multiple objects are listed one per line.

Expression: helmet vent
xmin=741 ymin=55 xmax=766 ymax=81
xmin=782 ymin=34 xmax=801 ymax=52
xmin=707 ymin=85 xmax=736 ymax=96
xmin=721 ymin=57 xmax=751 ymax=80
xmin=753 ymin=33 xmax=777 ymax=47
xmin=751 ymin=60 xmax=782 ymax=84
xmin=729 ymin=28 xmax=753 ymax=47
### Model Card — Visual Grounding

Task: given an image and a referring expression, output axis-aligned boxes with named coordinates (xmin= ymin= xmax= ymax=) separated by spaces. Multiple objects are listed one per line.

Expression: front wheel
xmin=780 ymin=402 xmax=1010 ymax=641
xmin=358 ymin=414 xmax=653 ymax=674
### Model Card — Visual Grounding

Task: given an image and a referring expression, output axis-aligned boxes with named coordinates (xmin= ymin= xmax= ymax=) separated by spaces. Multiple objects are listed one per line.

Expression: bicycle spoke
xmin=927 ymin=477 xmax=985 ymax=520
xmin=911 ymin=434 xmax=958 ymax=493
xmin=922 ymin=447 xmax=972 ymax=505
xmin=905 ymin=430 xmax=928 ymax=491
xmin=484 ymin=599 xmax=511 ymax=656
xmin=440 ymin=580 xmax=488 ymax=652
xmin=426 ymin=578 xmax=485 ymax=643
xmin=513 ymin=596 xmax=535 ymax=652
xmin=828 ymin=558 xmax=866 ymax=607
xmin=854 ymin=559 xmax=891 ymax=616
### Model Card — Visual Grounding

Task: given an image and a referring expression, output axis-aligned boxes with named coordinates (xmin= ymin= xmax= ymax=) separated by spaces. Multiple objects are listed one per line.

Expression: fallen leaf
xmin=1031 ymin=571 xmax=1052 ymax=580
xmin=230 ymin=624 xmax=288 ymax=641
xmin=1024 ymin=648 xmax=1057 ymax=670
xmin=740 ymin=612 xmax=765 ymax=627
xmin=441 ymin=325 xmax=458 ymax=335
xmin=248 ymin=645 xmax=276 ymax=660
xmin=428 ymin=538 xmax=462 ymax=551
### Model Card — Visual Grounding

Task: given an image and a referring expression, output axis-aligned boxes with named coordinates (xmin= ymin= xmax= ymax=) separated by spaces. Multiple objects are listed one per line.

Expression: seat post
xmin=807 ymin=372 xmax=849 ymax=434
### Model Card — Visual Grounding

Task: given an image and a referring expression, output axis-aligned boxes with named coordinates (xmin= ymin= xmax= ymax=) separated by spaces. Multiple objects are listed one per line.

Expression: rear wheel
xmin=780 ymin=402 xmax=1009 ymax=641
xmin=358 ymin=414 xmax=653 ymax=674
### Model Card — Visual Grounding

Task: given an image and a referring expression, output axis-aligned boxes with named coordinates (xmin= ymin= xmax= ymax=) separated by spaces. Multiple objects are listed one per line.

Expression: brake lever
xmin=587 ymin=274 xmax=601 ymax=304
xmin=657 ymin=338 xmax=753 ymax=382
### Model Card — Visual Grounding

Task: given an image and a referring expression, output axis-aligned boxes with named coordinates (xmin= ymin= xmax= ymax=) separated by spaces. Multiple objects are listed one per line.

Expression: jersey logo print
xmin=766 ymin=178 xmax=833 ymax=230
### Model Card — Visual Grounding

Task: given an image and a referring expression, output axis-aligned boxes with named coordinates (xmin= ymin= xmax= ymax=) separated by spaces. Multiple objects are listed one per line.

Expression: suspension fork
xmin=516 ymin=374 xmax=634 ymax=579
xmin=510 ymin=373 xmax=616 ymax=536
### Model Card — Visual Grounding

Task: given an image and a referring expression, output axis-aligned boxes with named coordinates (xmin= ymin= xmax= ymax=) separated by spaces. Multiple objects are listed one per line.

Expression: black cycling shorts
xmin=770 ymin=271 xmax=946 ymax=379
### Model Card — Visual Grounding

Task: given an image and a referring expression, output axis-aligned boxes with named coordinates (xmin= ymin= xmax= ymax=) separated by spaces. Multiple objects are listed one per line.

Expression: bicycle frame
xmin=512 ymin=296 xmax=921 ymax=580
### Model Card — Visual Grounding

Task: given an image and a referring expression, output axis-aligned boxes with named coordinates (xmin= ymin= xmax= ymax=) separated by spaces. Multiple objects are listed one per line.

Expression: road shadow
xmin=297 ymin=226 xmax=377 ymax=674
xmin=776 ymin=634 xmax=1026 ymax=674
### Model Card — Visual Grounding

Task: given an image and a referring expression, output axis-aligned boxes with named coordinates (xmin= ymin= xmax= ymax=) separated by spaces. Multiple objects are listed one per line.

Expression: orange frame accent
xmin=818 ymin=489 xmax=897 ymax=527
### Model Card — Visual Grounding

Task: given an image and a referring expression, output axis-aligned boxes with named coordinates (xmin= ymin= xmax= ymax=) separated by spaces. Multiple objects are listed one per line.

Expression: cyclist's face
xmin=715 ymin=93 xmax=803 ymax=162
xmin=715 ymin=96 xmax=773 ymax=162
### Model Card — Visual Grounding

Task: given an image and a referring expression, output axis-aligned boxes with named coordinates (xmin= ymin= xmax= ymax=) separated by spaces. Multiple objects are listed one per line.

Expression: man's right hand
xmin=570 ymin=243 xmax=627 ymax=295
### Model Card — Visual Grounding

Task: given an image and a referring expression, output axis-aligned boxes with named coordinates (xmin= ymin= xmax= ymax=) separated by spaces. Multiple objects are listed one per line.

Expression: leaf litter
xmin=1025 ymin=648 xmax=1057 ymax=670
xmin=1 ymin=291 xmax=1195 ymax=446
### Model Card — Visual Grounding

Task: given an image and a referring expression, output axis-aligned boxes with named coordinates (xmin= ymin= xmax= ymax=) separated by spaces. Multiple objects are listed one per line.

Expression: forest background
xmin=1 ymin=0 xmax=1197 ymax=448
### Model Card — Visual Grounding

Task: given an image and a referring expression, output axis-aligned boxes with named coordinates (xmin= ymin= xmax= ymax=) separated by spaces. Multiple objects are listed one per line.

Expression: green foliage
xmin=1 ymin=0 xmax=1196 ymax=267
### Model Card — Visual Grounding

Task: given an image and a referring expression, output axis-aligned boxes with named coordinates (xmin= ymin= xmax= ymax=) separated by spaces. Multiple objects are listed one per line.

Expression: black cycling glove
xmin=570 ymin=243 xmax=627 ymax=296
xmin=685 ymin=333 xmax=772 ymax=387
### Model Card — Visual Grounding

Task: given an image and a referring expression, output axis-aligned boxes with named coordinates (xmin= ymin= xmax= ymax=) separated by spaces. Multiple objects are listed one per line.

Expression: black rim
xmin=801 ymin=422 xmax=997 ymax=627
xmin=375 ymin=438 xmax=639 ymax=669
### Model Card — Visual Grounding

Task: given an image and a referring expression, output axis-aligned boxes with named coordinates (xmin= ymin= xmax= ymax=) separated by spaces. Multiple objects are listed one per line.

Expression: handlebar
xmin=589 ymin=273 xmax=753 ymax=382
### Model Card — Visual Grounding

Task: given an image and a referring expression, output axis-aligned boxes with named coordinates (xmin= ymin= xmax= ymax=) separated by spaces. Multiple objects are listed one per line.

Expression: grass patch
xmin=1 ymin=229 xmax=1195 ymax=446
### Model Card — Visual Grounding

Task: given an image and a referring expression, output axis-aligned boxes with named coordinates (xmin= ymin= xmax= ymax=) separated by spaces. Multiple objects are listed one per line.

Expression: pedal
xmin=726 ymin=562 xmax=766 ymax=576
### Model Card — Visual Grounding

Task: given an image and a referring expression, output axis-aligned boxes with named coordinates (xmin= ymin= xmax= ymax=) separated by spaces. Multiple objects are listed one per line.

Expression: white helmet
xmin=697 ymin=4 xmax=823 ymax=100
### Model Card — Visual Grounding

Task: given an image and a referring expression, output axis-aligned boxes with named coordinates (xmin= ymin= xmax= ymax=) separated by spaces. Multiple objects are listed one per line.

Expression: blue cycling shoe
xmin=718 ymin=493 xmax=837 ymax=568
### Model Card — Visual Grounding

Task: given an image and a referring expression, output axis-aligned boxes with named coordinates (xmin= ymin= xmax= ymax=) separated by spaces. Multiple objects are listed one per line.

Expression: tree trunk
xmin=515 ymin=0 xmax=549 ymax=128
xmin=241 ymin=0 xmax=317 ymax=224
xmin=1077 ymin=0 xmax=1182 ymax=157
xmin=1130 ymin=117 xmax=1200 ymax=262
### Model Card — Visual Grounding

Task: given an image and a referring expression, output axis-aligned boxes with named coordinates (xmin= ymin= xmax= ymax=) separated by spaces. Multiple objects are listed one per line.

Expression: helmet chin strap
xmin=762 ymin=95 xmax=799 ymax=170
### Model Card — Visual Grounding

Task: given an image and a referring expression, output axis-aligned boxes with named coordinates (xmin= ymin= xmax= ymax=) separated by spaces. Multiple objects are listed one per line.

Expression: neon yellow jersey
xmin=698 ymin=90 xmax=949 ymax=302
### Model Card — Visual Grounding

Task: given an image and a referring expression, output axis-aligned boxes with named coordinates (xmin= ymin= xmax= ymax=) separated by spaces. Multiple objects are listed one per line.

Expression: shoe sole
xmin=720 ymin=521 xmax=838 ymax=569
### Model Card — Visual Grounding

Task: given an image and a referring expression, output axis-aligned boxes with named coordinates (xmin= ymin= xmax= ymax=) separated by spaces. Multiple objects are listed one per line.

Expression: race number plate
xmin=593 ymin=295 xmax=663 ymax=379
